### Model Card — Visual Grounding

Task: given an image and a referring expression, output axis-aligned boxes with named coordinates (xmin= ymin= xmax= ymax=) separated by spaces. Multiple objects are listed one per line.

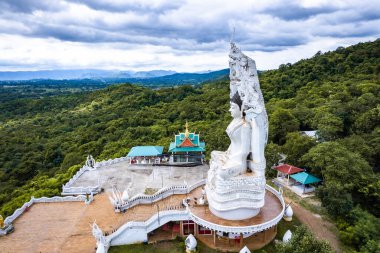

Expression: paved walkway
xmin=0 ymin=192 xmax=188 ymax=253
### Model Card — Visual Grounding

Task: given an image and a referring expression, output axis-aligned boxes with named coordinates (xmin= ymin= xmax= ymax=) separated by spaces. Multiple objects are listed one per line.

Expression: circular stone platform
xmin=189 ymin=187 xmax=283 ymax=229
xmin=187 ymin=186 xmax=284 ymax=250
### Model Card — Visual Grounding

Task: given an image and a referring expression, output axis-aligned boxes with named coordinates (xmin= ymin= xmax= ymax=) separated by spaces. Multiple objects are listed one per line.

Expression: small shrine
xmin=127 ymin=146 xmax=164 ymax=164
xmin=168 ymin=122 xmax=205 ymax=164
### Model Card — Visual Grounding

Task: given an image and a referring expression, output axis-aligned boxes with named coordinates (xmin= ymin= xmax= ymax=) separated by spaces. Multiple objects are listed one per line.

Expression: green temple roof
xmin=127 ymin=146 xmax=164 ymax=157
xmin=168 ymin=141 xmax=205 ymax=153
xmin=168 ymin=121 xmax=206 ymax=153
xmin=290 ymin=172 xmax=322 ymax=185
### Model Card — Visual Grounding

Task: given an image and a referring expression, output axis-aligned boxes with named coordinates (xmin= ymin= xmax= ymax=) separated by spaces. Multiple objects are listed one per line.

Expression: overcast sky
xmin=0 ymin=0 xmax=379 ymax=72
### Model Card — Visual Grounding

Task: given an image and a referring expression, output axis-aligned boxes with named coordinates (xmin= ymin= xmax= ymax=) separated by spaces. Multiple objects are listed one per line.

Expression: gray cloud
xmin=67 ymin=0 xmax=184 ymax=13
xmin=0 ymin=0 xmax=379 ymax=71
xmin=262 ymin=4 xmax=337 ymax=21
xmin=0 ymin=0 xmax=65 ymax=13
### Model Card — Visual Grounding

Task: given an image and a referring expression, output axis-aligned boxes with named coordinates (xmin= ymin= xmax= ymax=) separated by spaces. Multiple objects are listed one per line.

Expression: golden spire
xmin=185 ymin=120 xmax=190 ymax=138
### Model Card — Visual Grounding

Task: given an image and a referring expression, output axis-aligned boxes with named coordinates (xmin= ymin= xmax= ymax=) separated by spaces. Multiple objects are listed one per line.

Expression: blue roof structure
xmin=290 ymin=172 xmax=321 ymax=185
xmin=127 ymin=146 xmax=164 ymax=157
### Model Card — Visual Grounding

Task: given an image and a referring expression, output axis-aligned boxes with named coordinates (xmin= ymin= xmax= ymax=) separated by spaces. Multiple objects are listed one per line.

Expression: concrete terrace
xmin=0 ymin=191 xmax=188 ymax=253
xmin=70 ymin=161 xmax=209 ymax=196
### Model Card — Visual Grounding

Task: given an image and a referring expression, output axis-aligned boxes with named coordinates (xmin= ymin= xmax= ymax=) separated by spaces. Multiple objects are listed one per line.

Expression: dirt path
xmin=284 ymin=197 xmax=342 ymax=252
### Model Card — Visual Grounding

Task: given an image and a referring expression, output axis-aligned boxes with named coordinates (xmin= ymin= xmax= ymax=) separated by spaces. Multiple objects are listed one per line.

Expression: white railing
xmin=188 ymin=184 xmax=285 ymax=234
xmin=62 ymin=185 xmax=101 ymax=195
xmin=107 ymin=209 xmax=190 ymax=243
xmin=94 ymin=156 xmax=129 ymax=168
xmin=62 ymin=165 xmax=90 ymax=189
xmin=118 ymin=179 xmax=206 ymax=211
xmin=1 ymin=194 xmax=94 ymax=229
xmin=61 ymin=156 xmax=129 ymax=195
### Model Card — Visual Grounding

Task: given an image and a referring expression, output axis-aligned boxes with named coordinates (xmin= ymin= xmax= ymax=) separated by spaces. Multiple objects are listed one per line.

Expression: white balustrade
xmin=107 ymin=185 xmax=284 ymax=247
xmin=107 ymin=210 xmax=189 ymax=243
xmin=62 ymin=156 xmax=129 ymax=195
xmin=2 ymin=194 xmax=93 ymax=229
xmin=118 ymin=180 xmax=206 ymax=211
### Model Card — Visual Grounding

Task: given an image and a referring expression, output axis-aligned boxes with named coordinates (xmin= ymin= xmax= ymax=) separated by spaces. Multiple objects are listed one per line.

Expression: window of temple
xmin=198 ymin=225 xmax=212 ymax=235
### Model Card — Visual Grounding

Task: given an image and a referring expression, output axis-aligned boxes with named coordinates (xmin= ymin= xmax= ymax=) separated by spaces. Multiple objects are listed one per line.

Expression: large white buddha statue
xmin=206 ymin=42 xmax=268 ymax=220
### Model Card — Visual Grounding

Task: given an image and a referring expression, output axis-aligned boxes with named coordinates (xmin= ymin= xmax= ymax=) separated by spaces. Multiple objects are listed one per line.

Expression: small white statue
xmin=283 ymin=230 xmax=292 ymax=243
xmin=121 ymin=189 xmax=129 ymax=202
xmin=240 ymin=246 xmax=252 ymax=253
xmin=91 ymin=222 xmax=109 ymax=253
xmin=283 ymin=204 xmax=293 ymax=221
xmin=185 ymin=234 xmax=197 ymax=252
xmin=86 ymin=155 xmax=96 ymax=168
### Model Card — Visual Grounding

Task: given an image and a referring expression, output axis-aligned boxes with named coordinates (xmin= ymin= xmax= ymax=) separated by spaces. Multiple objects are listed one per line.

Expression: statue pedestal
xmin=209 ymin=206 xmax=260 ymax=221
xmin=206 ymin=164 xmax=266 ymax=220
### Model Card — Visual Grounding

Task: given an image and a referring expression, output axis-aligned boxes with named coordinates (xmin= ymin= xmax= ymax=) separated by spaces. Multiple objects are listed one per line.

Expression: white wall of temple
xmin=110 ymin=227 xmax=148 ymax=246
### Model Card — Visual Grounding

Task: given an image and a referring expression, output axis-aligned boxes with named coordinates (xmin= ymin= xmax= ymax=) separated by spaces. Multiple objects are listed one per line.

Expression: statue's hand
xmin=245 ymin=108 xmax=257 ymax=121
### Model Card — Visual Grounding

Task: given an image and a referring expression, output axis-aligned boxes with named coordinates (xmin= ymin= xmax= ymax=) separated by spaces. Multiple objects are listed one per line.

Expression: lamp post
xmin=184 ymin=180 xmax=188 ymax=200
xmin=156 ymin=204 xmax=160 ymax=225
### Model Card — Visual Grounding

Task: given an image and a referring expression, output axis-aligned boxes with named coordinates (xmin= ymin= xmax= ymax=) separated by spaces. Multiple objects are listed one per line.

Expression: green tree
xmin=301 ymin=142 xmax=375 ymax=215
xmin=339 ymin=207 xmax=380 ymax=251
xmin=314 ymin=113 xmax=344 ymax=141
xmin=265 ymin=142 xmax=282 ymax=177
xmin=275 ymin=226 xmax=333 ymax=253
xmin=269 ymin=108 xmax=300 ymax=145
xmin=282 ymin=132 xmax=317 ymax=166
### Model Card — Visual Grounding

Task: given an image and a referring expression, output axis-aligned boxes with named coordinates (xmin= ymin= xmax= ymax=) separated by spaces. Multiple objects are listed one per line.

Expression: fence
xmin=61 ymin=156 xmax=129 ymax=195
xmin=1 ymin=194 xmax=94 ymax=233
xmin=118 ymin=179 xmax=206 ymax=211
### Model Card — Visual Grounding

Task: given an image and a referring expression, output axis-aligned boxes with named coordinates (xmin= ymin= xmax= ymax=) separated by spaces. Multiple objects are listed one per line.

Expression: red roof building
xmin=274 ymin=164 xmax=305 ymax=186
xmin=274 ymin=164 xmax=304 ymax=175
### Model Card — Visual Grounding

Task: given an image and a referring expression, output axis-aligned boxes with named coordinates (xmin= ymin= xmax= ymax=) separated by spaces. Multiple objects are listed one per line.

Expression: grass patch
xmin=144 ymin=188 xmax=159 ymax=195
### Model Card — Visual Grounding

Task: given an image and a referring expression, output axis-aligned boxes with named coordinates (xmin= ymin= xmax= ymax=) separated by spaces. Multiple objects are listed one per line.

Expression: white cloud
xmin=0 ymin=0 xmax=379 ymax=71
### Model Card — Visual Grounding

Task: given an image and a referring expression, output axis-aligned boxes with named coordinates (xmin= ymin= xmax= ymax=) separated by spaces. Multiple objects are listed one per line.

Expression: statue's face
xmin=229 ymin=102 xmax=241 ymax=118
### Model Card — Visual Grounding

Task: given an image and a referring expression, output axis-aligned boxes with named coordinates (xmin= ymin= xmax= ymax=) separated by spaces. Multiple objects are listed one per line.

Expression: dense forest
xmin=0 ymin=39 xmax=379 ymax=252
xmin=0 ymin=69 xmax=229 ymax=103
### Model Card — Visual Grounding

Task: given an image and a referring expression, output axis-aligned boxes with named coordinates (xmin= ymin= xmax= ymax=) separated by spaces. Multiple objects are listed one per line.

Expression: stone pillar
xmin=213 ymin=230 xmax=216 ymax=246
xmin=263 ymin=229 xmax=266 ymax=242
xmin=240 ymin=233 xmax=243 ymax=248
xmin=180 ymin=221 xmax=183 ymax=236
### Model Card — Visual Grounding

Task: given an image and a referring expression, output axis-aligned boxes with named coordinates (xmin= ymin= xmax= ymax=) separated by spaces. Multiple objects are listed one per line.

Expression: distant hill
xmin=0 ymin=69 xmax=176 ymax=81
xmin=121 ymin=69 xmax=229 ymax=86
xmin=0 ymin=69 xmax=230 ymax=89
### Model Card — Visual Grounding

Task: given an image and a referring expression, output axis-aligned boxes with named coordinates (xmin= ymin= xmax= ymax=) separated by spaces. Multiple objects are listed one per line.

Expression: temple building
xmin=126 ymin=146 xmax=164 ymax=164
xmin=168 ymin=122 xmax=205 ymax=164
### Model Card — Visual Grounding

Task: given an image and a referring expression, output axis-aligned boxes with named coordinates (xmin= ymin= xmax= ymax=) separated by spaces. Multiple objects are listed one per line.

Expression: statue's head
xmin=229 ymin=42 xmax=242 ymax=60
xmin=230 ymin=92 xmax=243 ymax=118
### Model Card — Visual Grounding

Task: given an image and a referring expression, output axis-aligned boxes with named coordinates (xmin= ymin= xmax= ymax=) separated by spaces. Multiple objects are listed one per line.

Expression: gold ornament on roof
xmin=185 ymin=121 xmax=190 ymax=138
